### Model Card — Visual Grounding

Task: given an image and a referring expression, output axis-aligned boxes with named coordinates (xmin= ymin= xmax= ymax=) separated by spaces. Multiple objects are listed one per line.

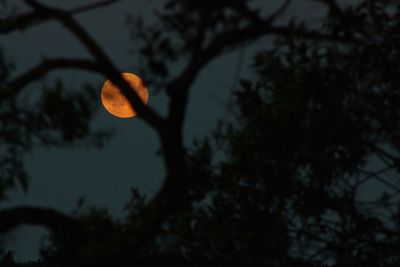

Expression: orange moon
xmin=101 ymin=72 xmax=149 ymax=118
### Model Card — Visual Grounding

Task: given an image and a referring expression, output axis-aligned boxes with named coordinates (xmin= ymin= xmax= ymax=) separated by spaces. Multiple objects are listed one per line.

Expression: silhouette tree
xmin=0 ymin=0 xmax=399 ymax=266
xmin=141 ymin=1 xmax=400 ymax=266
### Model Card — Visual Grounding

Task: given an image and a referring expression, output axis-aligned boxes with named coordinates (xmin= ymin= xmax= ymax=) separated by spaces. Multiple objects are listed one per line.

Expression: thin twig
xmin=69 ymin=0 xmax=122 ymax=15
xmin=359 ymin=168 xmax=400 ymax=194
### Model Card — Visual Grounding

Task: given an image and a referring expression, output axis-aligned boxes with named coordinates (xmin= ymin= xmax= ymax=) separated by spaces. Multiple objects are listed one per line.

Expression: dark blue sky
xmin=1 ymin=0 xmax=386 ymax=262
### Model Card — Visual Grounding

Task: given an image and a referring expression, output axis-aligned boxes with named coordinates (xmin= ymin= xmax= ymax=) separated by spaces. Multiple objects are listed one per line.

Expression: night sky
xmin=0 ymin=0 xmax=384 ymax=262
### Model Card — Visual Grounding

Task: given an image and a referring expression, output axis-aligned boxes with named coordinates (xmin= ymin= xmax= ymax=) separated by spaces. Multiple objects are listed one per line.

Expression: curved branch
xmin=68 ymin=0 xmax=122 ymax=15
xmin=165 ymin=1 xmax=366 ymax=133
xmin=0 ymin=0 xmax=121 ymax=34
xmin=0 ymin=58 xmax=101 ymax=101
xmin=0 ymin=11 xmax=50 ymax=34
xmin=24 ymin=0 xmax=165 ymax=130
xmin=164 ymin=1 xmax=292 ymax=131
xmin=0 ymin=206 xmax=90 ymax=242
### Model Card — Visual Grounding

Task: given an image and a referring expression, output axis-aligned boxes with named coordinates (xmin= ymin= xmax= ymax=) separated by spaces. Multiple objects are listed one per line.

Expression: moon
xmin=101 ymin=72 xmax=149 ymax=118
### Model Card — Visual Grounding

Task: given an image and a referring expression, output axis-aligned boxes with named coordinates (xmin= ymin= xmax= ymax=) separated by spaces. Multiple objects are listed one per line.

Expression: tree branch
xmin=165 ymin=0 xmax=293 ymax=132
xmin=0 ymin=58 xmax=101 ymax=101
xmin=0 ymin=0 xmax=121 ymax=34
xmin=68 ymin=0 xmax=122 ymax=15
xmin=166 ymin=15 xmax=365 ymax=134
xmin=372 ymin=145 xmax=400 ymax=168
xmin=359 ymin=168 xmax=400 ymax=194
xmin=0 ymin=11 xmax=50 ymax=33
xmin=24 ymin=0 xmax=165 ymax=130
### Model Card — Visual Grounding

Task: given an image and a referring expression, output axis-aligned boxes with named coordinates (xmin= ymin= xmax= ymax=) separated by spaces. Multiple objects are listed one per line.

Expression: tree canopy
xmin=1 ymin=0 xmax=400 ymax=266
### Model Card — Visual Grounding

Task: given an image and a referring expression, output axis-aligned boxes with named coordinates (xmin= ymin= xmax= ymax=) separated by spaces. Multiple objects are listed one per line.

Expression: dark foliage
xmin=1 ymin=0 xmax=400 ymax=267
xmin=0 ymin=78 xmax=111 ymax=200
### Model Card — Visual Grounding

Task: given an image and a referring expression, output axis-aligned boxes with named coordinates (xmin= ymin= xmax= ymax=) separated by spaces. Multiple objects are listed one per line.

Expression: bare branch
xmin=0 ymin=58 xmax=101 ymax=101
xmin=0 ymin=11 xmax=50 ymax=33
xmin=357 ymin=165 xmax=396 ymax=186
xmin=264 ymin=0 xmax=292 ymax=25
xmin=23 ymin=0 xmax=165 ymax=130
xmin=69 ymin=0 xmax=122 ymax=15
xmin=0 ymin=0 xmax=121 ymax=34
xmin=166 ymin=20 xmax=365 ymax=133
xmin=374 ymin=175 xmax=400 ymax=194
xmin=372 ymin=145 xmax=400 ymax=168
xmin=362 ymin=170 xmax=400 ymax=194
